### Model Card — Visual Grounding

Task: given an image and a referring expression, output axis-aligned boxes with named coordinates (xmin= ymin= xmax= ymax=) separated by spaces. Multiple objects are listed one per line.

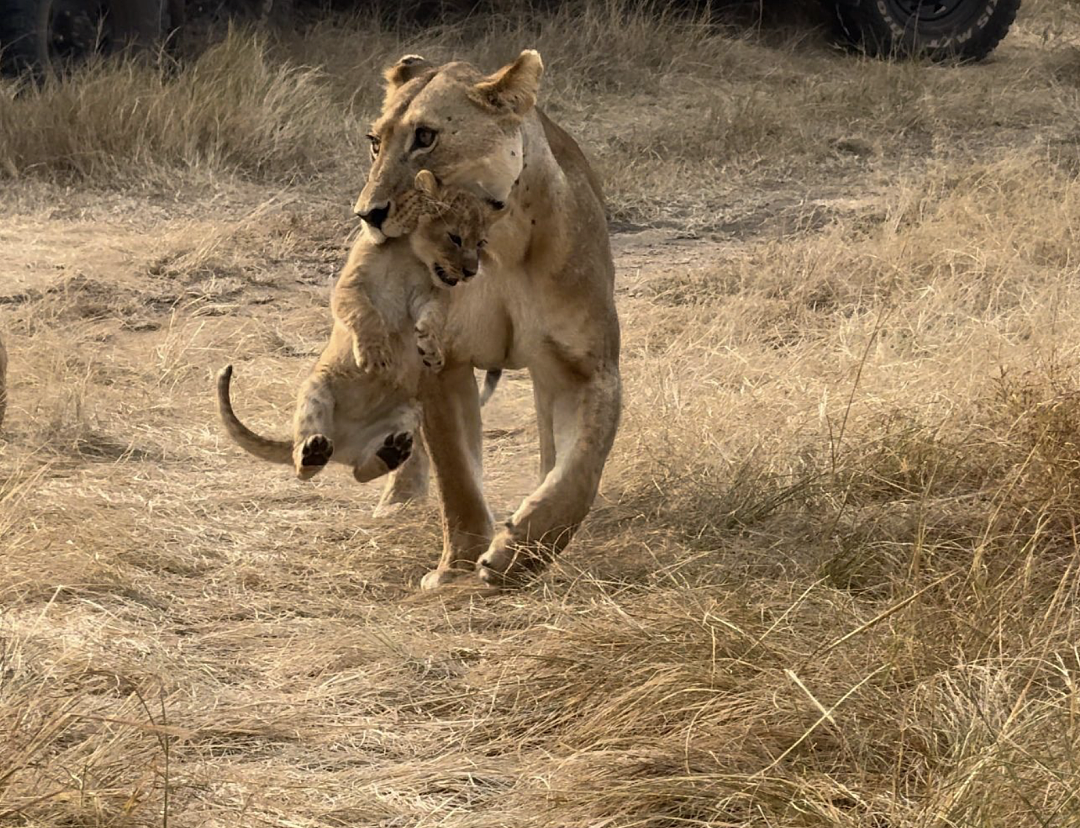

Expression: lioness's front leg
xmin=476 ymin=361 xmax=621 ymax=586
xmin=417 ymin=363 xmax=493 ymax=589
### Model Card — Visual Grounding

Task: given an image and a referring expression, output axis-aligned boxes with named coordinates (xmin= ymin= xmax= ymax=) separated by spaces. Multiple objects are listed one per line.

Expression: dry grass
xmin=3 ymin=1 xmax=1080 ymax=826
xmin=0 ymin=29 xmax=355 ymax=183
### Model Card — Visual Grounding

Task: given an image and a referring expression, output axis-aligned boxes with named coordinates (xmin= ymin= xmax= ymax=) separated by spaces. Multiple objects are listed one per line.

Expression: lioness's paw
xmin=297 ymin=434 xmax=333 ymax=479
xmin=477 ymin=530 xmax=547 ymax=587
xmin=376 ymin=432 xmax=413 ymax=471
xmin=420 ymin=568 xmax=481 ymax=590
xmin=416 ymin=328 xmax=444 ymax=371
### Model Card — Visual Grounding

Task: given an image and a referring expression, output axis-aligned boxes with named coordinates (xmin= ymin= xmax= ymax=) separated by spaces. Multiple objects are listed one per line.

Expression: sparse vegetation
xmin=0 ymin=30 xmax=354 ymax=182
xmin=3 ymin=1 xmax=1080 ymax=826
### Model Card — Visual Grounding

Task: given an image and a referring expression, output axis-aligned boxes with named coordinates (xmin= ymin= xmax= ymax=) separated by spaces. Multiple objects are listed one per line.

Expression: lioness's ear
xmin=383 ymin=54 xmax=433 ymax=93
xmin=414 ymin=170 xmax=440 ymax=197
xmin=471 ymin=49 xmax=544 ymax=117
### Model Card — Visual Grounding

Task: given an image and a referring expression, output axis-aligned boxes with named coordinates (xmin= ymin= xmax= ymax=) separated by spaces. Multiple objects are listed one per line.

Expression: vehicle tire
xmin=0 ymin=0 xmax=170 ymax=77
xmin=832 ymin=0 xmax=1022 ymax=61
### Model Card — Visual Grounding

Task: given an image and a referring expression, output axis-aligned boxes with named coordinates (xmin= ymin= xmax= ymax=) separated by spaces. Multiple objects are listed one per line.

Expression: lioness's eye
xmin=367 ymin=134 xmax=381 ymax=156
xmin=477 ymin=239 xmax=487 ymax=249
xmin=413 ymin=126 xmax=437 ymax=151
xmin=448 ymin=233 xmax=462 ymax=246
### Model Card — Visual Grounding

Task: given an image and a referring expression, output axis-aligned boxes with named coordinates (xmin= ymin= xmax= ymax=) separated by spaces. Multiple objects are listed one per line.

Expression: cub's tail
xmin=216 ymin=365 xmax=293 ymax=465
xmin=479 ymin=369 xmax=502 ymax=407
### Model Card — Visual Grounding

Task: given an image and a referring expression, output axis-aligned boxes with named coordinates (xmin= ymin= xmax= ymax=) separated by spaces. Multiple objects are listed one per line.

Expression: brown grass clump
xmin=4 ymin=0 xmax=1080 ymax=225
xmin=0 ymin=28 xmax=354 ymax=183
xmin=3 ymin=1 xmax=1080 ymax=826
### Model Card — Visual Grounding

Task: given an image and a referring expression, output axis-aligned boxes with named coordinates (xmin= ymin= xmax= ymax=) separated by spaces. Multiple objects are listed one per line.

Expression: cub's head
xmin=353 ymin=49 xmax=543 ymax=241
xmin=408 ymin=170 xmax=504 ymax=289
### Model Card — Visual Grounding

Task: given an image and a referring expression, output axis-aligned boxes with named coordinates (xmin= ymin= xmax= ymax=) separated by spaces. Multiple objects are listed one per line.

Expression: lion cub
xmin=217 ymin=171 xmax=503 ymax=483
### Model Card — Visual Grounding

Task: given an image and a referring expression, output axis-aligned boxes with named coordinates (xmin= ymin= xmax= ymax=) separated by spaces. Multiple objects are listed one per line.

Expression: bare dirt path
xmin=2 ymin=184 xmax=754 ymax=825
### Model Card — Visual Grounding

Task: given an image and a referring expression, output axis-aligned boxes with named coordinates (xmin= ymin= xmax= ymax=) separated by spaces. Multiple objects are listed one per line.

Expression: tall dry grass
xmin=3 ymin=0 xmax=1079 ymax=224
xmin=0 ymin=29 xmax=356 ymax=183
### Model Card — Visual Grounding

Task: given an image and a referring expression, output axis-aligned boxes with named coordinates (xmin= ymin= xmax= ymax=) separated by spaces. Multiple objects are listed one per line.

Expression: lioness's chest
xmin=442 ymin=268 xmax=547 ymax=371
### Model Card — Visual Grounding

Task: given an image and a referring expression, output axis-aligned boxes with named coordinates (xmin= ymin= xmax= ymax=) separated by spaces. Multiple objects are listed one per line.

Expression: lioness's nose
xmin=357 ymin=202 xmax=390 ymax=229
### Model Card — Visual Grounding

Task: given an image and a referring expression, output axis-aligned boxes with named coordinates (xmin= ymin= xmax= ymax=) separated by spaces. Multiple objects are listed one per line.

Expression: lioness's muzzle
xmin=357 ymin=202 xmax=390 ymax=230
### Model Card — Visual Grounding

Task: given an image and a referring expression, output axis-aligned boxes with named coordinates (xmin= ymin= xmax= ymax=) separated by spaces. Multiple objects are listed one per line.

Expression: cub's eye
xmin=413 ymin=126 xmax=437 ymax=151
xmin=367 ymin=134 xmax=381 ymax=156
xmin=448 ymin=233 xmax=462 ymax=247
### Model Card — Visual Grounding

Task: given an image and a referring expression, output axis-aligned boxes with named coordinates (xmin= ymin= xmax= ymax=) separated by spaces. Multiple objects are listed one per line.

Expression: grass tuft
xmin=0 ymin=27 xmax=354 ymax=183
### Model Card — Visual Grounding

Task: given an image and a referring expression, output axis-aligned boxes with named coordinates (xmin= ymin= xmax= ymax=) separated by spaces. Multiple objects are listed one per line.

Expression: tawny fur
xmin=354 ymin=49 xmax=622 ymax=588
xmin=217 ymin=174 xmax=505 ymax=484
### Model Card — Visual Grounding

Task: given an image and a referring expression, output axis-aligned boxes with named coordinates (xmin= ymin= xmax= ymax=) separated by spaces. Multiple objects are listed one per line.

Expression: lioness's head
xmin=408 ymin=170 xmax=504 ymax=288
xmin=354 ymin=49 xmax=543 ymax=241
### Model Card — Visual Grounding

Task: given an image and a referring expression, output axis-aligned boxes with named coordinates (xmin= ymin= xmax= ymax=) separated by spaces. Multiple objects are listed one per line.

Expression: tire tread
xmin=832 ymin=0 xmax=1022 ymax=61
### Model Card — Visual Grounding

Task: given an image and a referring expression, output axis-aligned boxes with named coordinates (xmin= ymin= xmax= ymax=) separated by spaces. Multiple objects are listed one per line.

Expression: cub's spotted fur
xmin=217 ymin=171 xmax=504 ymax=484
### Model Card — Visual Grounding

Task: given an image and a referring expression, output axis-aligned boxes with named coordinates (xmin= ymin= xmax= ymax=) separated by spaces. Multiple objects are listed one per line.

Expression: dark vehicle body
xmin=0 ymin=0 xmax=1023 ymax=77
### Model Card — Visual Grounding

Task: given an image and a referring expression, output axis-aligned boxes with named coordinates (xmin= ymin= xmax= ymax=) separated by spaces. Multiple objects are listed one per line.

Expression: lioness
xmin=217 ymin=171 xmax=504 ymax=482
xmin=353 ymin=50 xmax=621 ymax=588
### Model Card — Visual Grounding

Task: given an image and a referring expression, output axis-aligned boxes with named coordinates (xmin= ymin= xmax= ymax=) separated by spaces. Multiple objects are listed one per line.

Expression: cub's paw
xmin=297 ymin=434 xmax=333 ymax=479
xmin=415 ymin=327 xmax=444 ymax=371
xmin=376 ymin=432 xmax=413 ymax=471
xmin=353 ymin=333 xmax=394 ymax=374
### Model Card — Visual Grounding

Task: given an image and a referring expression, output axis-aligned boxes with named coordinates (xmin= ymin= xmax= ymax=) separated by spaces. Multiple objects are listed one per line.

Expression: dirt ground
xmin=4 ymin=2 xmax=1080 ymax=826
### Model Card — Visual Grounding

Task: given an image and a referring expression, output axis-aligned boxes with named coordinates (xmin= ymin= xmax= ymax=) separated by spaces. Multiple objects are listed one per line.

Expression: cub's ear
xmin=414 ymin=170 xmax=440 ymax=198
xmin=383 ymin=54 xmax=433 ymax=101
xmin=470 ymin=49 xmax=544 ymax=117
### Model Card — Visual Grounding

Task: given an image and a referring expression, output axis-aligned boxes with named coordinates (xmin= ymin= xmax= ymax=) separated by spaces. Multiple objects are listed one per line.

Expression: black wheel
xmin=0 ymin=0 xmax=170 ymax=77
xmin=832 ymin=0 xmax=1022 ymax=61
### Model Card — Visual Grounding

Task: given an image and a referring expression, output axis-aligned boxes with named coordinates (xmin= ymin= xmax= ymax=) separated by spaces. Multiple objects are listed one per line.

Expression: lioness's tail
xmin=480 ymin=369 xmax=502 ymax=407
xmin=216 ymin=365 xmax=293 ymax=465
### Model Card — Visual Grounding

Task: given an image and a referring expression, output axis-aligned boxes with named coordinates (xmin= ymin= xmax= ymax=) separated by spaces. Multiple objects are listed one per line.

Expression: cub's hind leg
xmin=293 ymin=373 xmax=336 ymax=480
xmin=353 ymin=432 xmax=414 ymax=483
xmin=373 ymin=436 xmax=430 ymax=517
